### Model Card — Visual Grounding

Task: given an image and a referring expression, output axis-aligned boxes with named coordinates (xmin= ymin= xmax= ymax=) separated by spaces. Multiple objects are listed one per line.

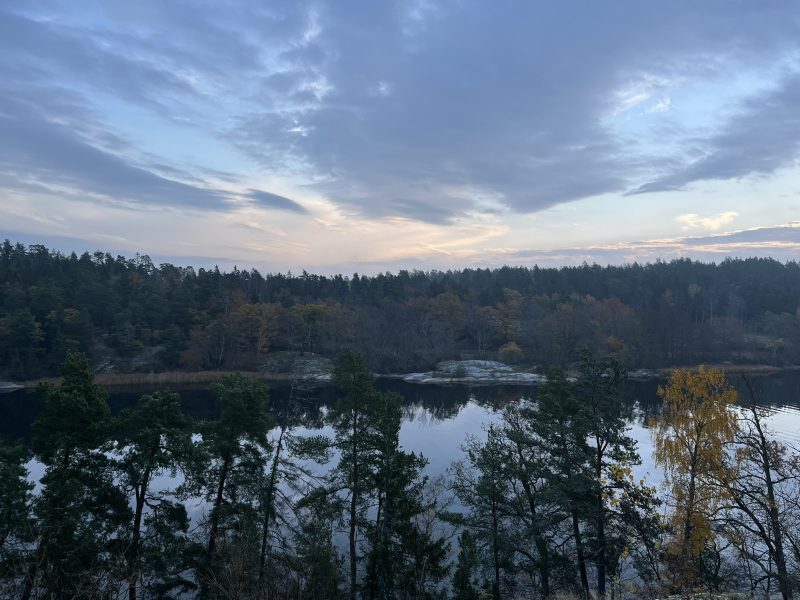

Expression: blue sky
xmin=1 ymin=1 xmax=799 ymax=273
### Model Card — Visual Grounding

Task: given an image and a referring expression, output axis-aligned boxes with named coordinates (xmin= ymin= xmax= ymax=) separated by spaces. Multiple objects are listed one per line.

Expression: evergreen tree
xmin=25 ymin=351 xmax=130 ymax=598
xmin=114 ymin=390 xmax=196 ymax=600
xmin=448 ymin=427 xmax=513 ymax=600
xmin=0 ymin=443 xmax=34 ymax=594
xmin=329 ymin=350 xmax=379 ymax=600
xmin=292 ymin=491 xmax=344 ymax=599
xmin=190 ymin=373 xmax=272 ymax=596
xmin=364 ymin=392 xmax=449 ymax=600
xmin=452 ymin=530 xmax=480 ymax=600
xmin=575 ymin=349 xmax=642 ymax=597
xmin=528 ymin=368 xmax=593 ymax=598
xmin=257 ymin=391 xmax=330 ymax=595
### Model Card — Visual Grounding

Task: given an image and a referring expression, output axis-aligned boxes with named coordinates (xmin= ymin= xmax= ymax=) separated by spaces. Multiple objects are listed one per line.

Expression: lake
xmin=3 ymin=371 xmax=800 ymax=489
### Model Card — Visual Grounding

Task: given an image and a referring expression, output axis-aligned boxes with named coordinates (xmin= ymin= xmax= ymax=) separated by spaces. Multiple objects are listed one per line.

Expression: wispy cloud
xmin=500 ymin=223 xmax=800 ymax=268
xmin=676 ymin=211 xmax=738 ymax=231
xmin=648 ymin=97 xmax=672 ymax=113
xmin=634 ymin=73 xmax=800 ymax=195
xmin=2 ymin=1 xmax=800 ymax=270
xmin=245 ymin=190 xmax=307 ymax=214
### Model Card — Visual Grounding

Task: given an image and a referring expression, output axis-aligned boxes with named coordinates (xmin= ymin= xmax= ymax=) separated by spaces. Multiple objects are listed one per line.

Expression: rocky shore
xmin=398 ymin=360 xmax=546 ymax=386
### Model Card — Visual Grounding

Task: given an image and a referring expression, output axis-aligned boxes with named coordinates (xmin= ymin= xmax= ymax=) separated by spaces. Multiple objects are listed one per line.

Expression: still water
xmin=2 ymin=372 xmax=800 ymax=490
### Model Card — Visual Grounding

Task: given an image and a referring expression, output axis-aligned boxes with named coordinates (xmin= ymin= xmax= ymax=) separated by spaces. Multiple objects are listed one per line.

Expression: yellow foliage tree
xmin=652 ymin=366 xmax=738 ymax=588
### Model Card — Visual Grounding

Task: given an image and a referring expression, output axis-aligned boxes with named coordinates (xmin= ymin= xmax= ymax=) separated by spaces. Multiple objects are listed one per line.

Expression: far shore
xmin=17 ymin=370 xmax=300 ymax=390
xmin=6 ymin=362 xmax=799 ymax=390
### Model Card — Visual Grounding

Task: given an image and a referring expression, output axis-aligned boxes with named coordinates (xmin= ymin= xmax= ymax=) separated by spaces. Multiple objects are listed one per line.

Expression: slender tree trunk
xmin=514 ymin=445 xmax=551 ymax=597
xmin=528 ymin=501 xmax=551 ymax=596
xmin=208 ymin=454 xmax=230 ymax=558
xmin=595 ymin=442 xmax=607 ymax=598
xmin=259 ymin=427 xmax=285 ymax=587
xmin=369 ymin=486 xmax=384 ymax=600
xmin=21 ymin=551 xmax=38 ymax=600
xmin=216 ymin=332 xmax=226 ymax=369
xmin=532 ymin=533 xmax=551 ymax=599
xmin=377 ymin=493 xmax=390 ymax=600
xmin=679 ymin=446 xmax=699 ymax=589
xmin=573 ymin=510 xmax=589 ymax=599
xmin=491 ymin=494 xmax=501 ymax=600
xmin=129 ymin=469 xmax=151 ymax=600
xmin=349 ymin=412 xmax=359 ymax=600
xmin=754 ymin=410 xmax=792 ymax=600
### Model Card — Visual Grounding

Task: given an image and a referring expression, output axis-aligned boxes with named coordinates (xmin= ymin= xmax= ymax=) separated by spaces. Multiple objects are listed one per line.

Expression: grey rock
xmin=261 ymin=353 xmax=333 ymax=384
xmin=628 ymin=368 xmax=659 ymax=380
xmin=403 ymin=360 xmax=545 ymax=386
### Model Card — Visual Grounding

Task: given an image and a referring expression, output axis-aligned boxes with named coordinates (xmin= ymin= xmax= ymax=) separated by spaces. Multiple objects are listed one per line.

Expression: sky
xmin=1 ymin=1 xmax=800 ymax=274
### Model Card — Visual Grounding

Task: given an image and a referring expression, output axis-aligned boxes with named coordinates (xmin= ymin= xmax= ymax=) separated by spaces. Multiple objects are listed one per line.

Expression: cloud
xmin=634 ymin=73 xmax=800 ymax=194
xmin=0 ymin=76 xmax=308 ymax=215
xmin=3 ymin=0 xmax=800 ymax=227
xmin=648 ymin=97 xmax=672 ymax=113
xmin=246 ymin=190 xmax=307 ymax=213
xmin=226 ymin=1 xmax=800 ymax=221
xmin=500 ymin=223 xmax=800 ymax=267
xmin=676 ymin=211 xmax=738 ymax=231
xmin=0 ymin=97 xmax=228 ymax=210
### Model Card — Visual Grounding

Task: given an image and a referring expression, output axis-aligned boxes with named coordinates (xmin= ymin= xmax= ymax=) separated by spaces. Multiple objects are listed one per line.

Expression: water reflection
xmin=2 ymin=371 xmax=799 ymax=453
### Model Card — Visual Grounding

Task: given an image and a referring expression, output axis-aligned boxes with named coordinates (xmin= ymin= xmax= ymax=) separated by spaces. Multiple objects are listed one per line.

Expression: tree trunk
xmin=573 ymin=510 xmax=589 ymax=599
xmin=21 ymin=553 xmax=38 ymax=600
xmin=678 ymin=444 xmax=699 ymax=589
xmin=754 ymin=409 xmax=792 ymax=600
xmin=208 ymin=454 xmax=230 ymax=558
xmin=595 ymin=442 xmax=607 ymax=598
xmin=491 ymin=495 xmax=501 ymax=600
xmin=129 ymin=469 xmax=151 ymax=600
xmin=514 ymin=444 xmax=550 ymax=597
xmin=349 ymin=411 xmax=359 ymax=600
xmin=259 ymin=427 xmax=285 ymax=587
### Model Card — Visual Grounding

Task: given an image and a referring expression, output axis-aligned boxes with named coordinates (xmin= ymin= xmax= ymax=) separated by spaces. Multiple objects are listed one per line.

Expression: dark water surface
xmin=2 ymin=371 xmax=799 ymax=487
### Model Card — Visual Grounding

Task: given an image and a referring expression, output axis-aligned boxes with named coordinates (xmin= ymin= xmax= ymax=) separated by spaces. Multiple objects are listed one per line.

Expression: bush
xmin=498 ymin=341 xmax=524 ymax=365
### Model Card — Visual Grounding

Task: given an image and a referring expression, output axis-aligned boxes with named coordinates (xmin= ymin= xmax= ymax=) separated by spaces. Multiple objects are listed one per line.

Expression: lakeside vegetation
xmin=4 ymin=241 xmax=800 ymax=382
xmin=2 ymin=350 xmax=800 ymax=599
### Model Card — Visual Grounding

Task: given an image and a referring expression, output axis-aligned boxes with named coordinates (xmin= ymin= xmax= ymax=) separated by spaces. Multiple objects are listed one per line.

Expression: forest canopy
xmin=2 ymin=240 xmax=800 ymax=380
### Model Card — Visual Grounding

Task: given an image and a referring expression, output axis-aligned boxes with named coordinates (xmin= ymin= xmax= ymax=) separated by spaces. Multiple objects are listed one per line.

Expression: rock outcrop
xmin=261 ymin=353 xmax=333 ymax=384
xmin=402 ymin=360 xmax=545 ymax=386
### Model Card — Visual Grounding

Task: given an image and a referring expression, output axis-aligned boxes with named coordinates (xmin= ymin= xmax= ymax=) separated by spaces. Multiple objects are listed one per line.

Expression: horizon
xmin=6 ymin=236 xmax=800 ymax=278
xmin=2 ymin=2 xmax=800 ymax=272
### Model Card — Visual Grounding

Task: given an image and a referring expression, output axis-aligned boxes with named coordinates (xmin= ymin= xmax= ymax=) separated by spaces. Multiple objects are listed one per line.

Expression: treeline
xmin=3 ymin=240 xmax=800 ymax=379
xmin=2 ymin=351 xmax=800 ymax=599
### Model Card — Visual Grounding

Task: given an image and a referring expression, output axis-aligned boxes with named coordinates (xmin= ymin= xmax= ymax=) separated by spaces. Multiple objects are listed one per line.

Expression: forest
xmin=1 ymin=350 xmax=799 ymax=599
xmin=3 ymin=240 xmax=800 ymax=381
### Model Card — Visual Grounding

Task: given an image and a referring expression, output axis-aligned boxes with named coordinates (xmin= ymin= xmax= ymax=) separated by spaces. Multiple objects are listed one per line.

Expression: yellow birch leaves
xmin=652 ymin=366 xmax=738 ymax=582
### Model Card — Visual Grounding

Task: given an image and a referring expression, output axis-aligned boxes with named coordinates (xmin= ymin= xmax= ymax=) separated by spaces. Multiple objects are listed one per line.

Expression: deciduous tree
xmin=653 ymin=366 xmax=738 ymax=589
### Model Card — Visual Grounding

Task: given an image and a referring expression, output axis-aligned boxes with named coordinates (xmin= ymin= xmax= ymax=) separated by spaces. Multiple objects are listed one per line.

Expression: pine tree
xmin=452 ymin=530 xmax=480 ymax=600
xmin=575 ymin=349 xmax=642 ymax=597
xmin=190 ymin=373 xmax=272 ymax=595
xmin=114 ymin=391 xmax=195 ymax=600
xmin=0 ymin=443 xmax=34 ymax=594
xmin=448 ymin=427 xmax=512 ymax=600
xmin=257 ymin=390 xmax=330 ymax=595
xmin=329 ymin=350 xmax=379 ymax=600
xmin=25 ymin=351 xmax=130 ymax=598
xmin=528 ymin=367 xmax=593 ymax=598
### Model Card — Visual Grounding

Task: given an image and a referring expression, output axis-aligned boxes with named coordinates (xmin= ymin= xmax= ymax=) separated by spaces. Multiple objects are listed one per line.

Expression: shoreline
xmin=5 ymin=362 xmax=799 ymax=391
xmin=15 ymin=370 xmax=322 ymax=390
